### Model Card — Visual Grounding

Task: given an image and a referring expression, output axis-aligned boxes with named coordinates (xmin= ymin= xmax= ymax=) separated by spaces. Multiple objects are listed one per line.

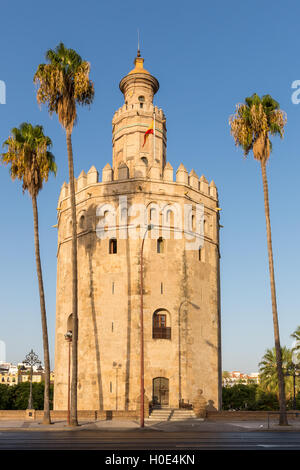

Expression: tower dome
xmin=119 ymin=51 xmax=159 ymax=106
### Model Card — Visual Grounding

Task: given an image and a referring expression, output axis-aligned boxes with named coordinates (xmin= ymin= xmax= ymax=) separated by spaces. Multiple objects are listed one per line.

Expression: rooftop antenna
xmin=137 ymin=28 xmax=141 ymax=57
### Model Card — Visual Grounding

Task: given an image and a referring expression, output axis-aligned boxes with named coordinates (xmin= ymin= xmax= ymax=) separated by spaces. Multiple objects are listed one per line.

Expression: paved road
xmin=0 ymin=430 xmax=300 ymax=450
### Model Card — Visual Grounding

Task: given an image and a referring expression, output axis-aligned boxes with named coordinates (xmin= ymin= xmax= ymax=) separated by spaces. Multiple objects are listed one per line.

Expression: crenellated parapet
xmin=112 ymin=103 xmax=165 ymax=123
xmin=58 ymin=161 xmax=218 ymax=204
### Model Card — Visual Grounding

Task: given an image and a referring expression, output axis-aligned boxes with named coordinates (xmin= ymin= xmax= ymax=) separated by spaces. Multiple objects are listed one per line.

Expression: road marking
xmin=176 ymin=444 xmax=300 ymax=448
xmin=258 ymin=445 xmax=300 ymax=448
xmin=176 ymin=444 xmax=260 ymax=448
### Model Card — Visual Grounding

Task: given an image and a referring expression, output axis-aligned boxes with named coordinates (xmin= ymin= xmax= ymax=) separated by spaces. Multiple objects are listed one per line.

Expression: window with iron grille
xmin=153 ymin=313 xmax=171 ymax=339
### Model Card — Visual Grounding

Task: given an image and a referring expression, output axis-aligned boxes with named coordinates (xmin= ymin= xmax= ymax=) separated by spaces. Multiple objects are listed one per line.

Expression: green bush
xmin=254 ymin=387 xmax=279 ymax=410
xmin=222 ymin=384 xmax=258 ymax=410
xmin=0 ymin=382 xmax=53 ymax=410
xmin=0 ymin=384 xmax=12 ymax=409
xmin=222 ymin=384 xmax=282 ymax=411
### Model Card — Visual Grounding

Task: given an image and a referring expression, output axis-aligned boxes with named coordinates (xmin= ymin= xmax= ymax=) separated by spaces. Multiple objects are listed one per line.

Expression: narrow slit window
xmin=157 ymin=237 xmax=164 ymax=254
xmin=109 ymin=238 xmax=117 ymax=254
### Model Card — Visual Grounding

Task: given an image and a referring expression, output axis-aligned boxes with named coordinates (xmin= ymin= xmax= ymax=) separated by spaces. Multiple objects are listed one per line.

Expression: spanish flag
xmin=142 ymin=120 xmax=154 ymax=147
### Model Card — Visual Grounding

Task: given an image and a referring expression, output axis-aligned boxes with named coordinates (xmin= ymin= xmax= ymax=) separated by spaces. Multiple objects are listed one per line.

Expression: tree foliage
xmin=229 ymin=93 xmax=287 ymax=161
xmin=34 ymin=42 xmax=94 ymax=131
xmin=0 ymin=383 xmax=53 ymax=410
xmin=259 ymin=347 xmax=298 ymax=399
xmin=1 ymin=122 xmax=56 ymax=198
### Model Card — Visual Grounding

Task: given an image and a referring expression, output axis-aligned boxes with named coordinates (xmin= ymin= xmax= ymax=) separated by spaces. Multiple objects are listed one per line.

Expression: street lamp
xmin=140 ymin=224 xmax=153 ymax=428
xmin=285 ymin=366 xmax=299 ymax=410
xmin=23 ymin=349 xmax=41 ymax=410
xmin=64 ymin=330 xmax=73 ymax=425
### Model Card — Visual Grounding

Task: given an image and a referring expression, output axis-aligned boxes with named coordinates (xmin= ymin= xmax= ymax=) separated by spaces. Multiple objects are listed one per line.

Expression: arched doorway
xmin=152 ymin=377 xmax=169 ymax=407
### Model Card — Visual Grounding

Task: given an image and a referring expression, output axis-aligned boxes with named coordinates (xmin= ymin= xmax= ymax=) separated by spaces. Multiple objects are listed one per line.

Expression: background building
xmin=222 ymin=371 xmax=260 ymax=387
xmin=0 ymin=362 xmax=54 ymax=386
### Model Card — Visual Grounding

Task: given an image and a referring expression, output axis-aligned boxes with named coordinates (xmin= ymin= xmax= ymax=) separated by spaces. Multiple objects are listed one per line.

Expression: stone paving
xmin=0 ymin=417 xmax=300 ymax=432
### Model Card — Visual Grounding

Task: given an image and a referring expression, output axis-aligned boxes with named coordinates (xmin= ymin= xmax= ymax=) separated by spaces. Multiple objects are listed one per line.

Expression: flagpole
xmin=153 ymin=111 xmax=156 ymax=162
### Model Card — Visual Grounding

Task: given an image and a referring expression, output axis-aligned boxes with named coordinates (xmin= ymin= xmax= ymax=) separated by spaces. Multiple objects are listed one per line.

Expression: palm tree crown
xmin=229 ymin=93 xmax=287 ymax=161
xmin=2 ymin=122 xmax=56 ymax=196
xmin=33 ymin=42 xmax=94 ymax=131
xmin=259 ymin=346 xmax=292 ymax=392
xmin=259 ymin=347 xmax=294 ymax=398
xmin=291 ymin=326 xmax=300 ymax=365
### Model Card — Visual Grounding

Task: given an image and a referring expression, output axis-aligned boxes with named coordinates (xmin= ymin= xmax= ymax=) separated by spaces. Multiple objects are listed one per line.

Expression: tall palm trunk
xmin=260 ymin=159 xmax=288 ymax=426
xmin=66 ymin=128 xmax=78 ymax=426
xmin=31 ymin=195 xmax=51 ymax=424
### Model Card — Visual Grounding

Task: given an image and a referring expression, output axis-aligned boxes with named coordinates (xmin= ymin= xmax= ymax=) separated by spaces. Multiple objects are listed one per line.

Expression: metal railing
xmin=153 ymin=327 xmax=171 ymax=339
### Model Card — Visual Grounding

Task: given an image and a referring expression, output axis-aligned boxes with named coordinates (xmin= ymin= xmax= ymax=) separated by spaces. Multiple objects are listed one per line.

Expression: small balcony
xmin=152 ymin=327 xmax=171 ymax=339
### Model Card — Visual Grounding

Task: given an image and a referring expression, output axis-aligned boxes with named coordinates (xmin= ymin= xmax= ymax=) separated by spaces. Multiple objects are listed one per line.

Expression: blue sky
xmin=0 ymin=0 xmax=299 ymax=373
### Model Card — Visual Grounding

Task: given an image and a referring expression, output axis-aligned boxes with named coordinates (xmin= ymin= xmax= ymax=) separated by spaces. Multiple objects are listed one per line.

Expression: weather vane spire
xmin=137 ymin=28 xmax=141 ymax=57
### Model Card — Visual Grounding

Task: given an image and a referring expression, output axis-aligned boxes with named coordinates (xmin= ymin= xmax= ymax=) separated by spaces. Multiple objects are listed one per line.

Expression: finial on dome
xmin=137 ymin=28 xmax=141 ymax=57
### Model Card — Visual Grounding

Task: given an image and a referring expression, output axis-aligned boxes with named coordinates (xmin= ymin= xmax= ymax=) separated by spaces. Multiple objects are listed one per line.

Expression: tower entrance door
xmin=152 ymin=377 xmax=169 ymax=407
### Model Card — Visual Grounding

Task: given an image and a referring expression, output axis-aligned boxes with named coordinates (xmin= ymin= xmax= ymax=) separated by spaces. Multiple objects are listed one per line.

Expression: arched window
xmin=150 ymin=208 xmax=156 ymax=223
xmin=109 ymin=238 xmax=117 ymax=254
xmin=157 ymin=237 xmax=164 ymax=254
xmin=138 ymin=95 xmax=145 ymax=108
xmin=191 ymin=214 xmax=195 ymax=230
xmin=79 ymin=214 xmax=85 ymax=231
xmin=153 ymin=309 xmax=171 ymax=339
xmin=68 ymin=220 xmax=72 ymax=237
xmin=121 ymin=208 xmax=127 ymax=220
xmin=67 ymin=313 xmax=73 ymax=334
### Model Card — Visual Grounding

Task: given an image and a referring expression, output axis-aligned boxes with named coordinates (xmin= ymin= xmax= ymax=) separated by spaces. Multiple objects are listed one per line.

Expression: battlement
xmin=58 ymin=162 xmax=218 ymax=203
xmin=112 ymin=103 xmax=165 ymax=123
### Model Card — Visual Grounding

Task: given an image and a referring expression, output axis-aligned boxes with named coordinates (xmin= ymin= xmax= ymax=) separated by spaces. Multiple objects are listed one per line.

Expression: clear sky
xmin=0 ymin=0 xmax=299 ymax=373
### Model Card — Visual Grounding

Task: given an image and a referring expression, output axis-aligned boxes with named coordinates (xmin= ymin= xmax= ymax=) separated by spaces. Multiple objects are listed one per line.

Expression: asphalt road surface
xmin=0 ymin=430 xmax=300 ymax=450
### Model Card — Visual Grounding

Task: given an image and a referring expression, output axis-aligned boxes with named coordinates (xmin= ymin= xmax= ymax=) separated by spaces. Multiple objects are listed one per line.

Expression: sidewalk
xmin=0 ymin=417 xmax=300 ymax=432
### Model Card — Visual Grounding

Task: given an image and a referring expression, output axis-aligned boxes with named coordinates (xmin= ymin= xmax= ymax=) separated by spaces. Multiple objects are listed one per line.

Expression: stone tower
xmin=54 ymin=51 xmax=221 ymax=414
xmin=113 ymin=51 xmax=166 ymax=177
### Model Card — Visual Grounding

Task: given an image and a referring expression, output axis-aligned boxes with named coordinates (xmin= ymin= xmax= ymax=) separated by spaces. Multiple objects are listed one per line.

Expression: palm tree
xmin=1 ymin=123 xmax=56 ymax=424
xmin=34 ymin=43 xmax=94 ymax=426
xmin=229 ymin=93 xmax=288 ymax=425
xmin=291 ymin=326 xmax=300 ymax=366
xmin=259 ymin=347 xmax=294 ymax=399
